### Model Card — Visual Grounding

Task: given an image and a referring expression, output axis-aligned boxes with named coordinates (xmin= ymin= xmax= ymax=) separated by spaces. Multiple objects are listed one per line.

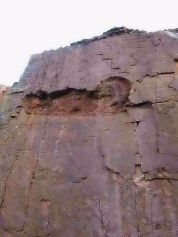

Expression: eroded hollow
xmin=22 ymin=77 xmax=131 ymax=116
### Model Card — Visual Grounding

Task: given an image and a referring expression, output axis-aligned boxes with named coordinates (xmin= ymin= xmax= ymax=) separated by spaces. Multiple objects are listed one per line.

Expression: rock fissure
xmin=23 ymin=117 xmax=48 ymax=233
xmin=98 ymin=197 xmax=107 ymax=237
xmin=105 ymin=166 xmax=125 ymax=183
xmin=150 ymin=197 xmax=155 ymax=237
xmin=73 ymin=176 xmax=88 ymax=184
xmin=0 ymin=118 xmax=33 ymax=210
xmin=134 ymin=185 xmax=141 ymax=237
xmin=134 ymin=164 xmax=178 ymax=184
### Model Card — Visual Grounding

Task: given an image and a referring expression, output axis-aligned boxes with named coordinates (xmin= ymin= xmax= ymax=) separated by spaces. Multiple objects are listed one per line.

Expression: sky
xmin=0 ymin=0 xmax=178 ymax=86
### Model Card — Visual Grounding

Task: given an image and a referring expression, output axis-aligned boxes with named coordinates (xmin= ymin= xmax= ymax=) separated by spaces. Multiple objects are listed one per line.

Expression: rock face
xmin=1 ymin=28 xmax=178 ymax=237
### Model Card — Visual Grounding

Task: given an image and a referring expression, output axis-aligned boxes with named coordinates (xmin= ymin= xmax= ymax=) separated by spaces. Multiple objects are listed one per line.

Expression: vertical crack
xmin=97 ymin=131 xmax=105 ymax=167
xmin=150 ymin=194 xmax=155 ymax=237
xmin=134 ymin=185 xmax=141 ymax=237
xmin=98 ymin=197 xmax=107 ymax=237
xmin=150 ymin=34 xmax=160 ymax=157
xmin=135 ymin=120 xmax=141 ymax=159
xmin=0 ymin=117 xmax=33 ymax=209
xmin=126 ymin=108 xmax=142 ymax=164
xmin=22 ymin=116 xmax=48 ymax=232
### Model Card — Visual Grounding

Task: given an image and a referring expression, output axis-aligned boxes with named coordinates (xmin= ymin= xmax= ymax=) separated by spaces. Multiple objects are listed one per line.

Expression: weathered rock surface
xmin=1 ymin=28 xmax=178 ymax=237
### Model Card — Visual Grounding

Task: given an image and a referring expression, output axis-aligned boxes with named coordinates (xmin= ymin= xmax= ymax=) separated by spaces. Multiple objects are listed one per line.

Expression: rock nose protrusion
xmin=110 ymin=78 xmax=131 ymax=104
xmin=98 ymin=77 xmax=131 ymax=106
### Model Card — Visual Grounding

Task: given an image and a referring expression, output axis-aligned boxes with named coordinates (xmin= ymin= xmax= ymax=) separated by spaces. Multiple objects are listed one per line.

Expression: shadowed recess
xmin=22 ymin=77 xmax=132 ymax=116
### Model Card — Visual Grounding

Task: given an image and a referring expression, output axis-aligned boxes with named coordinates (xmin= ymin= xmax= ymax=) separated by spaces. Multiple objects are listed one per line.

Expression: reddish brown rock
xmin=1 ymin=27 xmax=178 ymax=237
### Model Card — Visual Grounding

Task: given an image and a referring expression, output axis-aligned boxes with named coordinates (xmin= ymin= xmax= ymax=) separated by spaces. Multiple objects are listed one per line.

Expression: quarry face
xmin=1 ymin=28 xmax=178 ymax=237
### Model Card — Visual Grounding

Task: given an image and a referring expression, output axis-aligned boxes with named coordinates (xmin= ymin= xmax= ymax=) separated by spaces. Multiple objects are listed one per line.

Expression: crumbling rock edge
xmin=71 ymin=26 xmax=178 ymax=46
xmin=70 ymin=26 xmax=144 ymax=46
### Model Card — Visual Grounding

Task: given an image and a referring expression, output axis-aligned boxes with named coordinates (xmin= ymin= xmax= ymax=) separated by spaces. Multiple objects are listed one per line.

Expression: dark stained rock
xmin=70 ymin=27 xmax=144 ymax=46
xmin=1 ymin=27 xmax=178 ymax=237
xmin=167 ymin=28 xmax=178 ymax=33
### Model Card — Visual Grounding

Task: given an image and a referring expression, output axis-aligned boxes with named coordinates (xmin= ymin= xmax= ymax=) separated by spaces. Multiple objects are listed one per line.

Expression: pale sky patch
xmin=0 ymin=0 xmax=178 ymax=86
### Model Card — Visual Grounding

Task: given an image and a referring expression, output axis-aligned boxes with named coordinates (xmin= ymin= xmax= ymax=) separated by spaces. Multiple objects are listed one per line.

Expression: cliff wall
xmin=1 ymin=28 xmax=178 ymax=237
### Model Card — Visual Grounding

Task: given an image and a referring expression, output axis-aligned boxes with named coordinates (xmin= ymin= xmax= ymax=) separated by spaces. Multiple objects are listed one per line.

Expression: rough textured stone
xmin=1 ymin=28 xmax=178 ymax=237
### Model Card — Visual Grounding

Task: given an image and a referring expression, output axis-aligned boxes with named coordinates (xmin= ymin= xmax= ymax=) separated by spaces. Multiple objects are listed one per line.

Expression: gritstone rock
xmin=1 ymin=27 xmax=178 ymax=237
